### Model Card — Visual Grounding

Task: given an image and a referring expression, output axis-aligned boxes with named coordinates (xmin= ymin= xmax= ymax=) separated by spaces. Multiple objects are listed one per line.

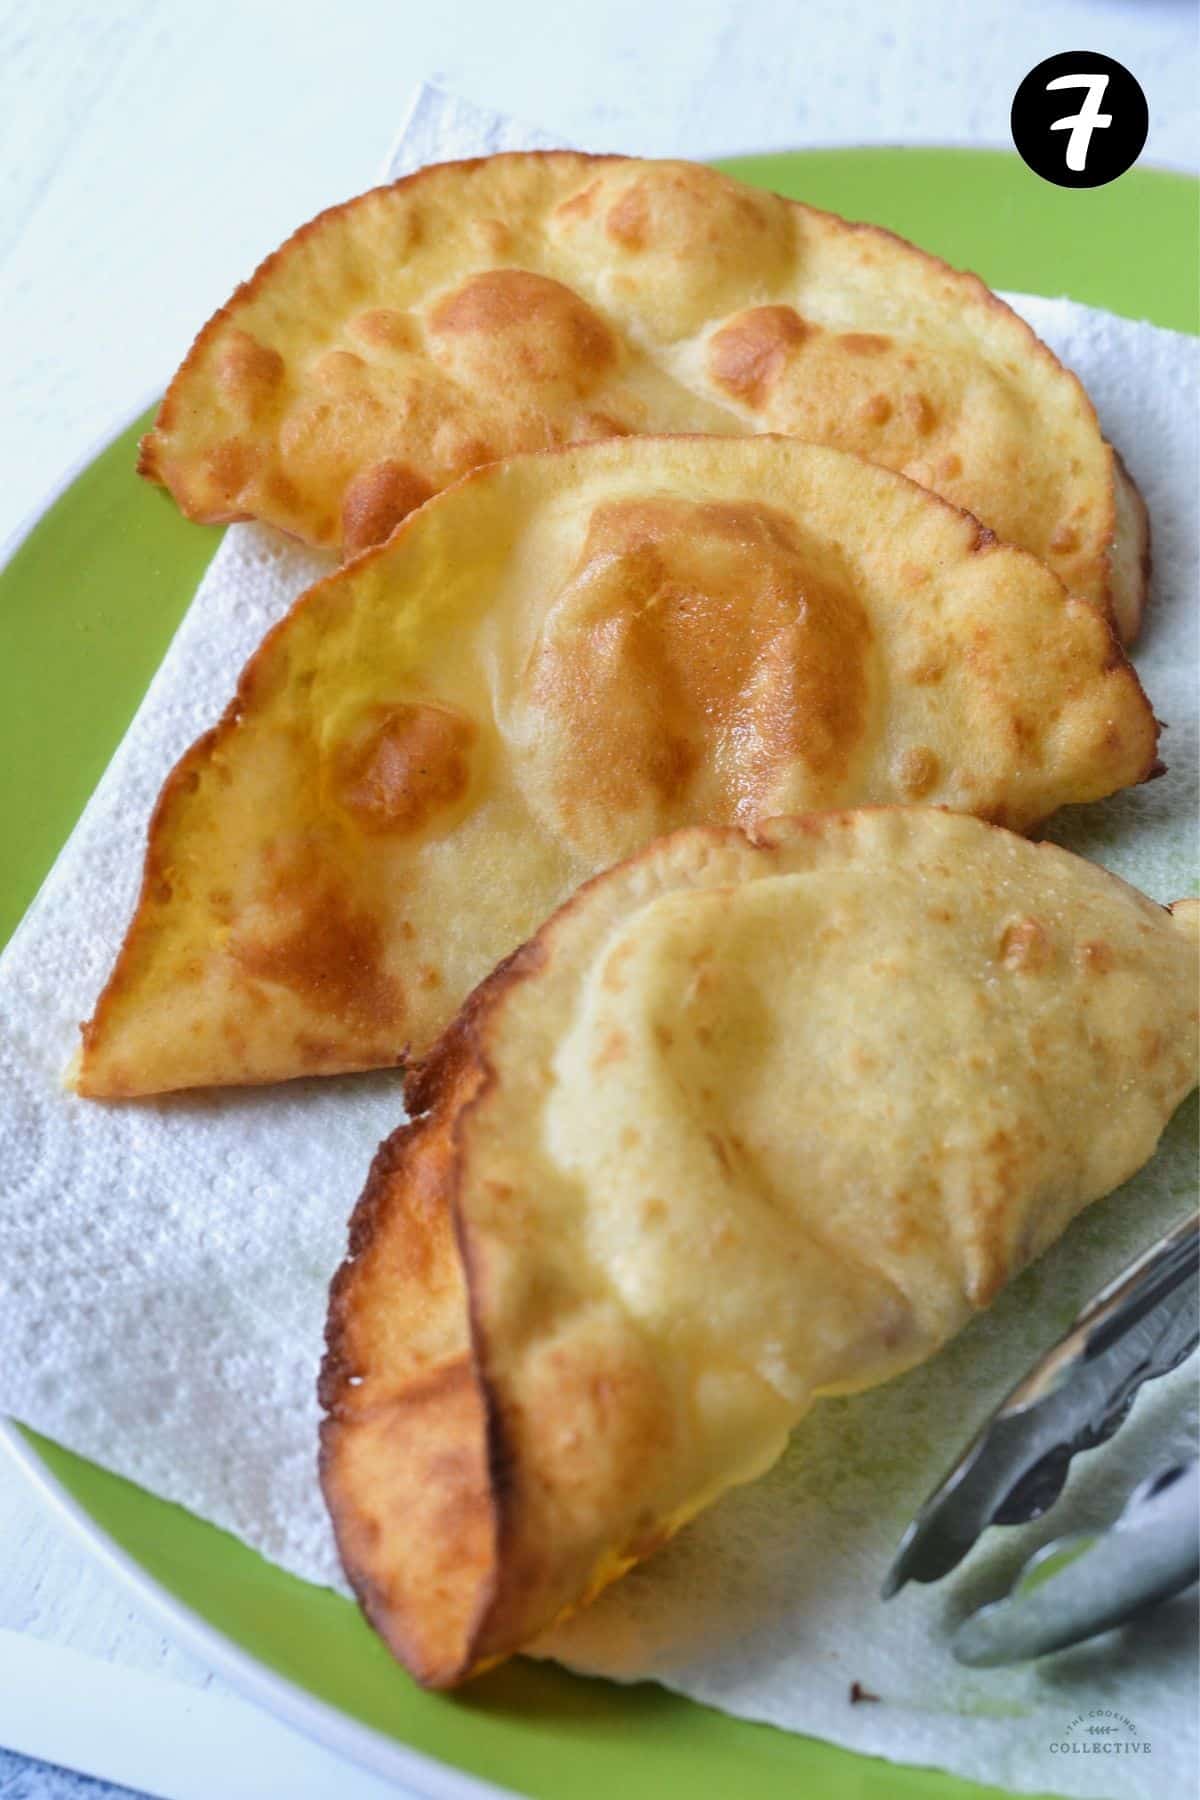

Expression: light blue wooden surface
xmin=0 ymin=1751 xmax=136 ymax=1800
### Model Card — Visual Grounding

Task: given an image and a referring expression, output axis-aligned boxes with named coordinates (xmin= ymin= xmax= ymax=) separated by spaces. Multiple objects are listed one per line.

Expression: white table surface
xmin=2 ymin=2 xmax=1196 ymax=1796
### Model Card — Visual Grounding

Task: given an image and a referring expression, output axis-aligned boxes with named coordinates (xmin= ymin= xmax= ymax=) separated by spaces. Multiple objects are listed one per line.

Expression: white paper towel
xmin=1 ymin=83 xmax=1196 ymax=1799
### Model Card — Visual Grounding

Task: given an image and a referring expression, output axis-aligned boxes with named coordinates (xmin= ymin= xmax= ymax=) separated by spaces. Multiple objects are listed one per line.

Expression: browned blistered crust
xmin=319 ymin=934 xmax=547 ymax=1686
xmin=319 ymin=831 xmax=701 ymax=1688
xmin=319 ymin=1105 xmax=498 ymax=1685
xmin=77 ymin=431 xmax=1162 ymax=1098
xmin=77 ymin=563 xmax=412 ymax=1093
xmin=137 ymin=151 xmax=1147 ymax=640
xmin=318 ymin=807 xmax=1199 ymax=1687
xmin=78 ymin=724 xmax=231 ymax=1088
xmin=1109 ymin=447 xmax=1152 ymax=644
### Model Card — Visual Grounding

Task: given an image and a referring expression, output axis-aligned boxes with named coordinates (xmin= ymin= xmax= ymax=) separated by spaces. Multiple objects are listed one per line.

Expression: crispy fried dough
xmin=319 ymin=807 xmax=1199 ymax=1685
xmin=76 ymin=437 xmax=1157 ymax=1098
xmin=140 ymin=152 xmax=1147 ymax=639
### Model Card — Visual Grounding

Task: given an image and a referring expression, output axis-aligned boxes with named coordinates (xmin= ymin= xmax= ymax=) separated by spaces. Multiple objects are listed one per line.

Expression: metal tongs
xmin=883 ymin=1213 xmax=1199 ymax=1665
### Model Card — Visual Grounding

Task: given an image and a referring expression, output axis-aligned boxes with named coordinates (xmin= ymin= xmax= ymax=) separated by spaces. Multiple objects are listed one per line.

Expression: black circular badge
xmin=1011 ymin=52 xmax=1148 ymax=188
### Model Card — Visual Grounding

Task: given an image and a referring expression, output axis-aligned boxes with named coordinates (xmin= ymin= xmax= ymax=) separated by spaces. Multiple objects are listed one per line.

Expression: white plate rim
xmin=0 ymin=1418 xmax=519 ymax=1800
xmin=0 ymin=396 xmax=519 ymax=1800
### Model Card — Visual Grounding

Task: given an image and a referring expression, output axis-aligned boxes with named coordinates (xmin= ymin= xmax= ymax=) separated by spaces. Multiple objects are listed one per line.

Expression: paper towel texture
xmin=0 ymin=85 xmax=1195 ymax=1799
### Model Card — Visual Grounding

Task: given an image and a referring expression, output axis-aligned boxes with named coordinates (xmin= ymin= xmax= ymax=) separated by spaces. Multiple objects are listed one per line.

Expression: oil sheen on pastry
xmin=319 ymin=806 xmax=1199 ymax=1685
xmin=139 ymin=152 xmax=1148 ymax=640
xmin=76 ymin=437 xmax=1157 ymax=1097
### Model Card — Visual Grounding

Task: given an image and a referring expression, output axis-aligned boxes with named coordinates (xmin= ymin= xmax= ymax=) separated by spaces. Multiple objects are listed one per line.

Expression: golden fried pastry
xmin=319 ymin=806 xmax=1199 ymax=1686
xmin=76 ymin=437 xmax=1157 ymax=1098
xmin=140 ymin=152 xmax=1148 ymax=640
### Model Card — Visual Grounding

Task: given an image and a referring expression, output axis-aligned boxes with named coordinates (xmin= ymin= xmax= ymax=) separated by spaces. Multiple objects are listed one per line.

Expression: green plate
xmin=3 ymin=147 xmax=1194 ymax=1800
